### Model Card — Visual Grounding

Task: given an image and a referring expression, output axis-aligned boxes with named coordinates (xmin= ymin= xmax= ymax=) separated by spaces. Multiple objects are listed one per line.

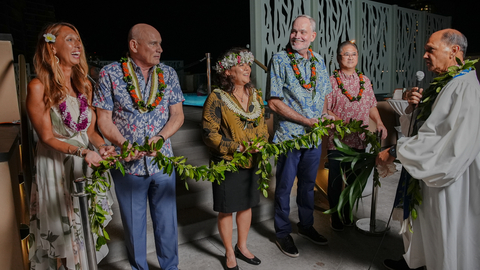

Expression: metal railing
xmin=72 ymin=178 xmax=98 ymax=270
xmin=85 ymin=53 xmax=268 ymax=96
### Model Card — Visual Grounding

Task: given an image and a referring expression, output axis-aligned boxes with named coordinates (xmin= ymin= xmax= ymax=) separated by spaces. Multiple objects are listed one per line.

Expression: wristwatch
xmin=389 ymin=145 xmax=397 ymax=158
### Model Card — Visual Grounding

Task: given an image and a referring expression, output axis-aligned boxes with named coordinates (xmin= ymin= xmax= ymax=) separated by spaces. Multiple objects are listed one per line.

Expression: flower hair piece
xmin=44 ymin=33 xmax=56 ymax=43
xmin=215 ymin=51 xmax=254 ymax=72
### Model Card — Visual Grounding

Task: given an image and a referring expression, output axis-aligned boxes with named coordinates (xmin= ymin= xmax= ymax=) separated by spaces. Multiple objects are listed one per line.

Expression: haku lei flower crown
xmin=333 ymin=69 xmax=366 ymax=102
xmin=44 ymin=33 xmax=56 ymax=43
xmin=120 ymin=57 xmax=166 ymax=113
xmin=215 ymin=51 xmax=254 ymax=72
xmin=59 ymin=93 xmax=89 ymax=132
xmin=286 ymin=45 xmax=318 ymax=96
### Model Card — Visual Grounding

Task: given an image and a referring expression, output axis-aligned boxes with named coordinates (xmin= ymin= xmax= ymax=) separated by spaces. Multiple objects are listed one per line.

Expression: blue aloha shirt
xmin=93 ymin=58 xmax=184 ymax=176
xmin=267 ymin=49 xmax=332 ymax=146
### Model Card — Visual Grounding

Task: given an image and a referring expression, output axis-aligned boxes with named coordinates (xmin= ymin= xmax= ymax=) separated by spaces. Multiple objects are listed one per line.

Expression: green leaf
xmin=103 ymin=229 xmax=110 ymax=240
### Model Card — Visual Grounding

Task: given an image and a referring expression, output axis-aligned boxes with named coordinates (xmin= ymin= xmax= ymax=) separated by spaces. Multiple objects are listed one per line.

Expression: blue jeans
xmin=274 ymin=147 xmax=322 ymax=238
xmin=111 ymin=170 xmax=178 ymax=270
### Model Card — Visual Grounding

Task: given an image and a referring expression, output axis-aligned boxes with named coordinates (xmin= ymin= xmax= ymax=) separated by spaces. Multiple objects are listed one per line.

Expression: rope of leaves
xmin=86 ymin=119 xmax=378 ymax=250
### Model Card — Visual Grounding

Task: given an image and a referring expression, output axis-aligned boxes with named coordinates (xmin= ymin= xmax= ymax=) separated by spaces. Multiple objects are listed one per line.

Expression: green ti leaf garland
xmin=87 ymin=119 xmax=379 ymax=249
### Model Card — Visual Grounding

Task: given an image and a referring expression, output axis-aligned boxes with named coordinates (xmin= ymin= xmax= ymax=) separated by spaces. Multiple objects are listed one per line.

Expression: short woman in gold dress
xmin=202 ymin=48 xmax=268 ymax=270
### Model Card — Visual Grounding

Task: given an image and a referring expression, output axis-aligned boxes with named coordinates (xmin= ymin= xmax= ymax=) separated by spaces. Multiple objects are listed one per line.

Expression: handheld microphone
xmin=411 ymin=71 xmax=425 ymax=109
xmin=408 ymin=71 xmax=425 ymax=135
xmin=415 ymin=71 xmax=425 ymax=89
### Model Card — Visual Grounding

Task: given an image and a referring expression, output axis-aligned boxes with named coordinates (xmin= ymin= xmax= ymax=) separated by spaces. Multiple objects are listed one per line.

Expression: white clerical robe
xmin=397 ymin=70 xmax=480 ymax=270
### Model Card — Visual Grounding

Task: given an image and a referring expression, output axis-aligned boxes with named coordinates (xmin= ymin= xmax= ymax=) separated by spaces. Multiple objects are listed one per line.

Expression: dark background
xmin=2 ymin=0 xmax=477 ymax=71
xmin=47 ymin=0 xmax=252 ymax=71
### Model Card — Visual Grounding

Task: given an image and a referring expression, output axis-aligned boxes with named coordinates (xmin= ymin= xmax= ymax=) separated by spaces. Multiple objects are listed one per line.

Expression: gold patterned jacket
xmin=202 ymin=88 xmax=269 ymax=168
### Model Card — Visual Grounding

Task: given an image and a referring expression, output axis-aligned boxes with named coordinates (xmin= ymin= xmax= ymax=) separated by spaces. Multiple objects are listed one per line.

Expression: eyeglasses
xmin=341 ymin=53 xmax=358 ymax=58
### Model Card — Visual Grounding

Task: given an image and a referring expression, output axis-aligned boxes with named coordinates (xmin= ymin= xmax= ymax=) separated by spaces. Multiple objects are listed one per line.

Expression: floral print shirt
xmin=326 ymin=70 xmax=376 ymax=150
xmin=93 ymin=58 xmax=184 ymax=176
xmin=267 ymin=49 xmax=332 ymax=145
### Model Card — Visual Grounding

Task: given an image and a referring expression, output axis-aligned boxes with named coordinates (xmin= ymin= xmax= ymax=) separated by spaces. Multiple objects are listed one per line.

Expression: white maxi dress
xmin=29 ymin=95 xmax=113 ymax=270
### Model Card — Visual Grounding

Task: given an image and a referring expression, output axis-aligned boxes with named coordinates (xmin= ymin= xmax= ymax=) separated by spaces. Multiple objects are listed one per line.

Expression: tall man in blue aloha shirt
xmin=94 ymin=24 xmax=184 ymax=270
xmin=267 ymin=15 xmax=333 ymax=258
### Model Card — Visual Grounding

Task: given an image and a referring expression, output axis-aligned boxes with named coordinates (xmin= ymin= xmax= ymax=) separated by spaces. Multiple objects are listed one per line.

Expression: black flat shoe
xmin=234 ymin=244 xmax=261 ymax=265
xmin=225 ymin=255 xmax=239 ymax=270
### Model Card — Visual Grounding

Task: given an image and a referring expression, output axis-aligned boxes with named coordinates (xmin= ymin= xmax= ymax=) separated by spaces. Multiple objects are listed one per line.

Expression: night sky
xmin=47 ymin=0 xmax=250 ymax=72
xmin=46 ymin=0 xmax=478 ymax=70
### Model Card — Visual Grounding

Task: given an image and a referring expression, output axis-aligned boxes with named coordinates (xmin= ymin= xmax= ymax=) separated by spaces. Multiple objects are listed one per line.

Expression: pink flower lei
xmin=59 ymin=93 xmax=89 ymax=132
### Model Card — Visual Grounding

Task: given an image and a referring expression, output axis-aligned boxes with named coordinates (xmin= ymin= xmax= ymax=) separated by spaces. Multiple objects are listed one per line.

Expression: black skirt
xmin=212 ymin=167 xmax=260 ymax=213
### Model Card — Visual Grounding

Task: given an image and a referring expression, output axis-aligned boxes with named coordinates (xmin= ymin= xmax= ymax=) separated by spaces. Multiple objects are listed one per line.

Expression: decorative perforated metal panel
xmin=315 ymin=0 xmax=355 ymax=73
xmin=394 ymin=7 xmax=422 ymax=89
xmin=359 ymin=1 xmax=393 ymax=92
xmin=250 ymin=0 xmax=451 ymax=95
xmin=258 ymin=0 xmax=309 ymax=67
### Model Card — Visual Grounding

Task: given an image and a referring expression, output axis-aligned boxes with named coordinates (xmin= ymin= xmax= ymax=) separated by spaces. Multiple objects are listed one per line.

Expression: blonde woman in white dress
xmin=27 ymin=22 xmax=115 ymax=270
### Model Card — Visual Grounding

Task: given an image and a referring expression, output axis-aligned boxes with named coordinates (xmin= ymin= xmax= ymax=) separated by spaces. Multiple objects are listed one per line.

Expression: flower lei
xmin=216 ymin=88 xmax=263 ymax=129
xmin=215 ymin=51 xmax=254 ymax=73
xmin=333 ymin=69 xmax=366 ymax=101
xmin=120 ymin=57 xmax=166 ymax=113
xmin=286 ymin=45 xmax=317 ymax=96
xmin=59 ymin=93 xmax=89 ymax=132
xmin=402 ymin=58 xmax=479 ymax=224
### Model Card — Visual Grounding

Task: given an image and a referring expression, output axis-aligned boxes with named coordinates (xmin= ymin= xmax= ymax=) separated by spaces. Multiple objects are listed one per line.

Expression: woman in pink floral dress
xmin=326 ymin=41 xmax=387 ymax=231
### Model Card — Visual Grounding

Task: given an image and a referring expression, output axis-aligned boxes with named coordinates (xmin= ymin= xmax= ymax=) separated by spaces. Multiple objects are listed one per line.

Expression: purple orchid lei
xmin=59 ymin=93 xmax=89 ymax=132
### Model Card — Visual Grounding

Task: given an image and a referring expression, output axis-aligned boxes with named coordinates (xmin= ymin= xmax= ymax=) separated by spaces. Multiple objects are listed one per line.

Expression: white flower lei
xmin=215 ymin=51 xmax=255 ymax=72
xmin=215 ymin=88 xmax=262 ymax=120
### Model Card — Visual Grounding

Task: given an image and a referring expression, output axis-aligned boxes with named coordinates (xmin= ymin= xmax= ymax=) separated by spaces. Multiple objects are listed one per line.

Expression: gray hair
xmin=294 ymin=14 xmax=316 ymax=32
xmin=441 ymin=29 xmax=468 ymax=58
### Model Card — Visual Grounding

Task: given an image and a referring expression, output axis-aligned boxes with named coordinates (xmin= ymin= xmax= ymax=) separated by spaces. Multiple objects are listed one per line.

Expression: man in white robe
xmin=378 ymin=29 xmax=480 ymax=270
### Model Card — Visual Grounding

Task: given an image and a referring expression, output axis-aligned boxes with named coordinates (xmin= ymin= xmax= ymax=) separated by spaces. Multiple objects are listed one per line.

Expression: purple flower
xmin=59 ymin=94 xmax=89 ymax=132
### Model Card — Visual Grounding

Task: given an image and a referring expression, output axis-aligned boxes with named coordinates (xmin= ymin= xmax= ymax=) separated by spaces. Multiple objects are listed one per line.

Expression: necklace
xmin=59 ymin=93 xmax=89 ymax=132
xmin=217 ymin=88 xmax=263 ymax=129
xmin=120 ymin=57 xmax=166 ymax=113
xmin=286 ymin=45 xmax=318 ymax=96
xmin=333 ymin=69 xmax=366 ymax=102
xmin=234 ymin=88 xmax=248 ymax=103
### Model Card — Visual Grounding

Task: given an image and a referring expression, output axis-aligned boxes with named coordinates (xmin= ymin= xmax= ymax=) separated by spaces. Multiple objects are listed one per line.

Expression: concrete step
xmin=172 ymin=141 xmax=210 ymax=164
xmin=170 ymin=119 xmax=203 ymax=145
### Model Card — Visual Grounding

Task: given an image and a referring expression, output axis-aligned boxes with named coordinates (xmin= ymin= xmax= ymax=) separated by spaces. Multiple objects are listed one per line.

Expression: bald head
xmin=128 ymin=24 xmax=159 ymax=45
xmin=127 ymin=23 xmax=163 ymax=69
xmin=436 ymin=29 xmax=468 ymax=58
xmin=424 ymin=29 xmax=467 ymax=74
